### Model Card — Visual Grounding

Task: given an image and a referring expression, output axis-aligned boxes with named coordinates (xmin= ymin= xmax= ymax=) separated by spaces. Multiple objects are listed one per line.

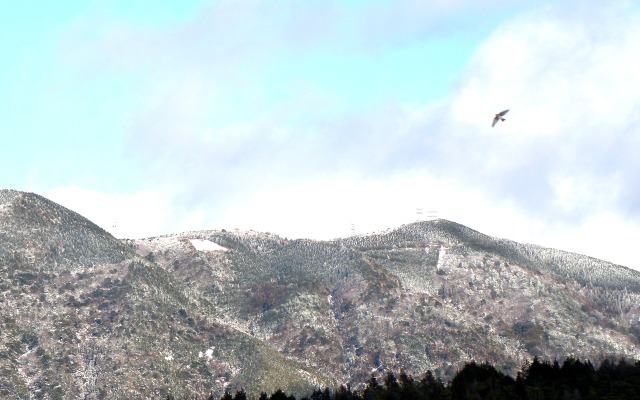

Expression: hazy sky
xmin=3 ymin=1 xmax=640 ymax=270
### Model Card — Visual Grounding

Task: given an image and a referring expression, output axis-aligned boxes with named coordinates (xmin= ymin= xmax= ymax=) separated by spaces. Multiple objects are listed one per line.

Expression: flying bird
xmin=492 ymin=109 xmax=509 ymax=127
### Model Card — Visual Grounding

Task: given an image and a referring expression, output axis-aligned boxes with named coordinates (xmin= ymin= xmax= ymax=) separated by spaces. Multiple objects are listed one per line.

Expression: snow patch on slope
xmin=189 ymin=239 xmax=229 ymax=252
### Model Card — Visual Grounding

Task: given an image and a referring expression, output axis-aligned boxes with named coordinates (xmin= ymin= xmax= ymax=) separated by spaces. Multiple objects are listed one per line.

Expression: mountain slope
xmin=0 ymin=189 xmax=130 ymax=271
xmin=2 ymin=189 xmax=640 ymax=398
xmin=0 ymin=191 xmax=327 ymax=399
xmin=134 ymin=220 xmax=640 ymax=387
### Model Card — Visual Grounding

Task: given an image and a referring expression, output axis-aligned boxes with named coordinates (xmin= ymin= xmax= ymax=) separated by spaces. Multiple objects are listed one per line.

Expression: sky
xmin=2 ymin=1 xmax=640 ymax=270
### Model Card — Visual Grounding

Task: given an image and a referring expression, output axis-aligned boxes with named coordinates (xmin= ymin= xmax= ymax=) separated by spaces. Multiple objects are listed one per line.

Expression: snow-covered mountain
xmin=1 ymin=189 xmax=639 ymax=398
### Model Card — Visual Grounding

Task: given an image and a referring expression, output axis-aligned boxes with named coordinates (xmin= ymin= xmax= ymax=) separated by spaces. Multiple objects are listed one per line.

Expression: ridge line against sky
xmin=2 ymin=1 xmax=640 ymax=270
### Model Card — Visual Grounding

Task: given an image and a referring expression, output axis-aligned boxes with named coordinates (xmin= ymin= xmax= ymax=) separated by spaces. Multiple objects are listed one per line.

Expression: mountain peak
xmin=0 ymin=189 xmax=130 ymax=271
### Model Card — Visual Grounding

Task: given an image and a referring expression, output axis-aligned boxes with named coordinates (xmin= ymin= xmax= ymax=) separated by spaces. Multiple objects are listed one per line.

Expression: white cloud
xmin=42 ymin=2 xmax=640 ymax=272
xmin=451 ymin=4 xmax=640 ymax=138
xmin=45 ymin=186 xmax=172 ymax=239
xmin=532 ymin=212 xmax=640 ymax=270
xmin=436 ymin=2 xmax=640 ymax=268
xmin=212 ymin=171 xmax=521 ymax=240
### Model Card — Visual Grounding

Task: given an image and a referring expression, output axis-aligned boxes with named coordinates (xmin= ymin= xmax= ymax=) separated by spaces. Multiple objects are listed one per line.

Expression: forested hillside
xmin=1 ymin=190 xmax=640 ymax=398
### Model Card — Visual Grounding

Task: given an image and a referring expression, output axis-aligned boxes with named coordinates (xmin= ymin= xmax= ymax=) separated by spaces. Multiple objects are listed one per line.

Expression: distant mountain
xmin=1 ymin=189 xmax=639 ymax=398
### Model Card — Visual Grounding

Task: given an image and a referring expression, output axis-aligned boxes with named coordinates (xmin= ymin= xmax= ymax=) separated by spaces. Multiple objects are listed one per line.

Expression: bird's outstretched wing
xmin=491 ymin=109 xmax=509 ymax=127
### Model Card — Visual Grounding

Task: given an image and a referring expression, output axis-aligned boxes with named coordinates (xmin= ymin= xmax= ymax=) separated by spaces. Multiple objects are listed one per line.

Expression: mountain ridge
xmin=1 ymin=189 xmax=640 ymax=398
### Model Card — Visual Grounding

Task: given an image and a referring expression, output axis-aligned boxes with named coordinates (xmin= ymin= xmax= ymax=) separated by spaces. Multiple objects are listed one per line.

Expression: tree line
xmin=166 ymin=357 xmax=640 ymax=399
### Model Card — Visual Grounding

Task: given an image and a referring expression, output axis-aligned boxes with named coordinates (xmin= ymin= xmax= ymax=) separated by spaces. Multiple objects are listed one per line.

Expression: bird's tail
xmin=501 ymin=118 xmax=506 ymax=121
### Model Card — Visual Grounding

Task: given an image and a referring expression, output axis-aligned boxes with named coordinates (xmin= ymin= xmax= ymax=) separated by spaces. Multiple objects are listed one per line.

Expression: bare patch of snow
xmin=189 ymin=239 xmax=229 ymax=252
xmin=200 ymin=347 xmax=215 ymax=360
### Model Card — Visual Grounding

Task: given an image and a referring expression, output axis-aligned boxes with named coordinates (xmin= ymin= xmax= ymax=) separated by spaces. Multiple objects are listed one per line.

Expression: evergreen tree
xmin=269 ymin=389 xmax=292 ymax=400
xmin=514 ymin=370 xmax=527 ymax=399
xmin=384 ymin=372 xmax=401 ymax=400
xmin=310 ymin=389 xmax=324 ymax=400
xmin=419 ymin=370 xmax=446 ymax=400
xmin=363 ymin=373 xmax=382 ymax=400
xmin=559 ymin=357 xmax=594 ymax=398
xmin=450 ymin=361 xmax=515 ymax=400
xmin=234 ymin=389 xmax=248 ymax=400
xmin=398 ymin=369 xmax=417 ymax=400
xmin=335 ymin=384 xmax=360 ymax=400
xmin=523 ymin=357 xmax=558 ymax=399
xmin=592 ymin=358 xmax=640 ymax=399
